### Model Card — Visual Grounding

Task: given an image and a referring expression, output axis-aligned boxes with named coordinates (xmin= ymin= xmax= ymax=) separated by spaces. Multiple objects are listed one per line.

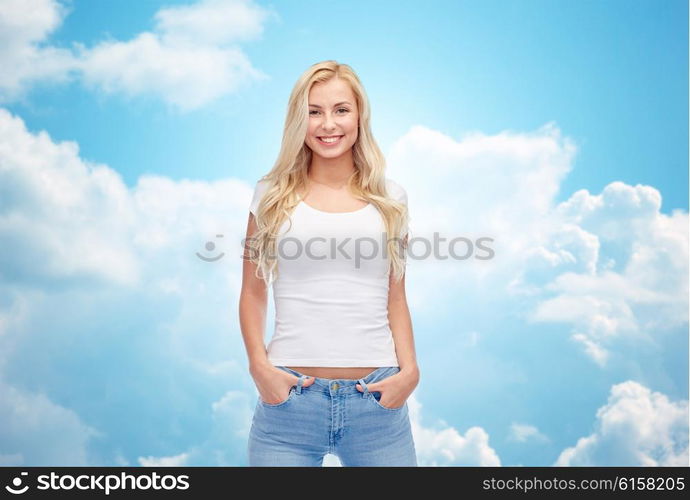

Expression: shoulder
xmin=385 ymin=177 xmax=408 ymax=205
xmin=249 ymin=177 xmax=271 ymax=215
xmin=253 ymin=177 xmax=271 ymax=194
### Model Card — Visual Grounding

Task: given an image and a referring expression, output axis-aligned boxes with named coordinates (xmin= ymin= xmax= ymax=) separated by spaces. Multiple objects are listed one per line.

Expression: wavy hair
xmin=247 ymin=60 xmax=409 ymax=286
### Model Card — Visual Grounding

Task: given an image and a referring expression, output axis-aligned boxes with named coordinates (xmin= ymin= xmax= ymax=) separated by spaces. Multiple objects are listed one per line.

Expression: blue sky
xmin=15 ymin=0 xmax=689 ymax=211
xmin=0 ymin=0 xmax=687 ymax=467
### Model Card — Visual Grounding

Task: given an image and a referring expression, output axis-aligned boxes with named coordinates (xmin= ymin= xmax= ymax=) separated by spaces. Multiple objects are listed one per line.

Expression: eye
xmin=309 ymin=108 xmax=349 ymax=116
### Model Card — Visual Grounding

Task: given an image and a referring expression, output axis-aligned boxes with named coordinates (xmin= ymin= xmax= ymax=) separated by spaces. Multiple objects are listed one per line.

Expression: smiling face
xmin=305 ymin=77 xmax=359 ymax=159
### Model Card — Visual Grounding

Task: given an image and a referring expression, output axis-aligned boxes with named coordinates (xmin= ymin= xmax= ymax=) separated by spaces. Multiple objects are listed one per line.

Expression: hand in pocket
xmin=356 ymin=369 xmax=417 ymax=409
xmin=252 ymin=365 xmax=315 ymax=405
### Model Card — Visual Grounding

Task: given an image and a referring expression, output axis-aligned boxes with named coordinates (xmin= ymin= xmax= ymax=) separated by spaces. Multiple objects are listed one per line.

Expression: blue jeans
xmin=247 ymin=366 xmax=417 ymax=466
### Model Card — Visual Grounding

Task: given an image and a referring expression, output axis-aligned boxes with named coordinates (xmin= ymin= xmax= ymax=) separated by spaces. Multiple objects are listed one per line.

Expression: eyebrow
xmin=308 ymin=101 xmax=352 ymax=108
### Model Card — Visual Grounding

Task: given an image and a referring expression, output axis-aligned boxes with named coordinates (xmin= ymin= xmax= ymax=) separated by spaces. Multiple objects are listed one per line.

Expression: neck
xmin=308 ymin=150 xmax=356 ymax=188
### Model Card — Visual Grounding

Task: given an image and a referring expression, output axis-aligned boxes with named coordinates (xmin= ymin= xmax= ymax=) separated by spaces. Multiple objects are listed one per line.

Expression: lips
xmin=316 ymin=135 xmax=344 ymax=145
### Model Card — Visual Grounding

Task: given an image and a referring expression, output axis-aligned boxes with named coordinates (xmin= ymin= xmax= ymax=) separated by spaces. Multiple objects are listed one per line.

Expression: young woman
xmin=239 ymin=60 xmax=419 ymax=466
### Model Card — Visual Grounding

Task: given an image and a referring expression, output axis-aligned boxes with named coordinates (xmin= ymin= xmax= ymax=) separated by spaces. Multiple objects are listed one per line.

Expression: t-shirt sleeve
xmin=386 ymin=178 xmax=409 ymax=239
xmin=249 ymin=179 xmax=269 ymax=216
xmin=386 ymin=178 xmax=407 ymax=206
xmin=394 ymin=182 xmax=408 ymax=207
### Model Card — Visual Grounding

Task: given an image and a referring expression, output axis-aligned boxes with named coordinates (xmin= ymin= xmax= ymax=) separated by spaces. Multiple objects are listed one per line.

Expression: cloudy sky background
xmin=0 ymin=0 xmax=687 ymax=467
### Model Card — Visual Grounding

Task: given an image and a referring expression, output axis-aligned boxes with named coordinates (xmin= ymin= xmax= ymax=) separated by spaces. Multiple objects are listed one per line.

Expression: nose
xmin=321 ymin=111 xmax=336 ymax=131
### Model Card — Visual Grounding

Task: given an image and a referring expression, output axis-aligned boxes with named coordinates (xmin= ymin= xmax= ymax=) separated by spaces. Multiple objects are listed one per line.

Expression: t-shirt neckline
xmin=299 ymin=200 xmax=372 ymax=215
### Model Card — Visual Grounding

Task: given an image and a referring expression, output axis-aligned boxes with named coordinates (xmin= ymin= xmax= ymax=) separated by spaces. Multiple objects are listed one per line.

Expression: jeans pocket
xmin=361 ymin=366 xmax=405 ymax=411
xmin=368 ymin=391 xmax=405 ymax=411
xmin=259 ymin=386 xmax=296 ymax=407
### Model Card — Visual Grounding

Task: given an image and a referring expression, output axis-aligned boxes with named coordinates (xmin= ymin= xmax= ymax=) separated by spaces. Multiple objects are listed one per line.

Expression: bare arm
xmin=239 ymin=212 xmax=270 ymax=375
xmin=388 ymin=235 xmax=420 ymax=381
xmin=239 ymin=212 xmax=314 ymax=403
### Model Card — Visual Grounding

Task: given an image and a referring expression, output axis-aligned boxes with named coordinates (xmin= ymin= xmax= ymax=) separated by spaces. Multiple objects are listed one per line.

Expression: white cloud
xmin=322 ymin=454 xmax=343 ymax=466
xmin=0 ymin=103 xmax=260 ymax=380
xmin=0 ymin=106 xmax=257 ymax=465
xmin=0 ymin=107 xmax=258 ymax=291
xmin=389 ymin=123 xmax=688 ymax=366
xmin=555 ymin=381 xmax=689 ymax=466
xmin=529 ymin=183 xmax=688 ymax=365
xmin=409 ymin=395 xmax=501 ymax=466
xmin=0 ymin=377 xmax=101 ymax=466
xmin=0 ymin=107 xmax=140 ymax=287
xmin=153 ymin=0 xmax=269 ymax=46
xmin=0 ymin=0 xmax=77 ymax=102
xmin=508 ymin=423 xmax=549 ymax=443
xmin=389 ymin=122 xmax=578 ymax=313
xmin=571 ymin=332 xmax=609 ymax=366
xmin=0 ymin=0 xmax=273 ymax=111
xmin=139 ymin=452 xmax=190 ymax=467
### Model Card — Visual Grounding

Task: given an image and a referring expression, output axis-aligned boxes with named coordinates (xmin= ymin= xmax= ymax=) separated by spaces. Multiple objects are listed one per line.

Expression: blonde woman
xmin=239 ymin=60 xmax=419 ymax=467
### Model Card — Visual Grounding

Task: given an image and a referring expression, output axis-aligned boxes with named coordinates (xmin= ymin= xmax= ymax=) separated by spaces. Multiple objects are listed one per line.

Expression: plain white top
xmin=248 ymin=177 xmax=409 ymax=367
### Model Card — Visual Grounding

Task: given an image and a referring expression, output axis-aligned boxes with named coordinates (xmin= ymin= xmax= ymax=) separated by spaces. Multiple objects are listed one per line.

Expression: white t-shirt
xmin=248 ymin=177 xmax=409 ymax=367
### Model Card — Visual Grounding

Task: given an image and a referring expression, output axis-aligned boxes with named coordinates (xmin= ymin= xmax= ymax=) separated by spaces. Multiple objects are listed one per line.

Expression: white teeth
xmin=319 ymin=136 xmax=341 ymax=143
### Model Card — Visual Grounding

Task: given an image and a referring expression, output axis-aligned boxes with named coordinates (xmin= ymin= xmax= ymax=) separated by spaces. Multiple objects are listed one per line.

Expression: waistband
xmin=277 ymin=365 xmax=399 ymax=395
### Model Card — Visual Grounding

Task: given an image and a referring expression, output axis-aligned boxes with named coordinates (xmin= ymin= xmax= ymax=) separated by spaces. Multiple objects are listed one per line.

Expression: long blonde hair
xmin=247 ymin=60 xmax=409 ymax=286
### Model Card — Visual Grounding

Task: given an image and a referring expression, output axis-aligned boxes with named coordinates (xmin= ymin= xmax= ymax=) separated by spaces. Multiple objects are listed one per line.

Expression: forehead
xmin=308 ymin=78 xmax=355 ymax=105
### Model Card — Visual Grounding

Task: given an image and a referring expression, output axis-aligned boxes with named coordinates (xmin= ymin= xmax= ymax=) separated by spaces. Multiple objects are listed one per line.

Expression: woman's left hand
xmin=356 ymin=366 xmax=420 ymax=409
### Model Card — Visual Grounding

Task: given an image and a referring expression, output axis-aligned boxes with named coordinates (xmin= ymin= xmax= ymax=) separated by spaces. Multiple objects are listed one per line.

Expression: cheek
xmin=306 ymin=124 xmax=320 ymax=142
xmin=350 ymin=120 xmax=359 ymax=137
xmin=345 ymin=117 xmax=358 ymax=134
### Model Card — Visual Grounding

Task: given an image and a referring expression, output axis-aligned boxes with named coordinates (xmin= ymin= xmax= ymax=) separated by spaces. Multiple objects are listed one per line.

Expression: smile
xmin=316 ymin=135 xmax=344 ymax=146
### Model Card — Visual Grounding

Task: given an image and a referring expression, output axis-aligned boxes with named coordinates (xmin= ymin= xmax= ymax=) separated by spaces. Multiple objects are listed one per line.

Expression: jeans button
xmin=332 ymin=383 xmax=339 ymax=390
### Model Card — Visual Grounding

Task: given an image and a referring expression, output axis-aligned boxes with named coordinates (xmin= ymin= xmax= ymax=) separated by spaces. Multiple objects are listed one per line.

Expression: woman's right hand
xmin=250 ymin=364 xmax=315 ymax=405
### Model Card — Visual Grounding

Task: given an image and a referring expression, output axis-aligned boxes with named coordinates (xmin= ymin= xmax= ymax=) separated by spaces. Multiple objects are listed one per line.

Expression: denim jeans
xmin=247 ymin=366 xmax=417 ymax=466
